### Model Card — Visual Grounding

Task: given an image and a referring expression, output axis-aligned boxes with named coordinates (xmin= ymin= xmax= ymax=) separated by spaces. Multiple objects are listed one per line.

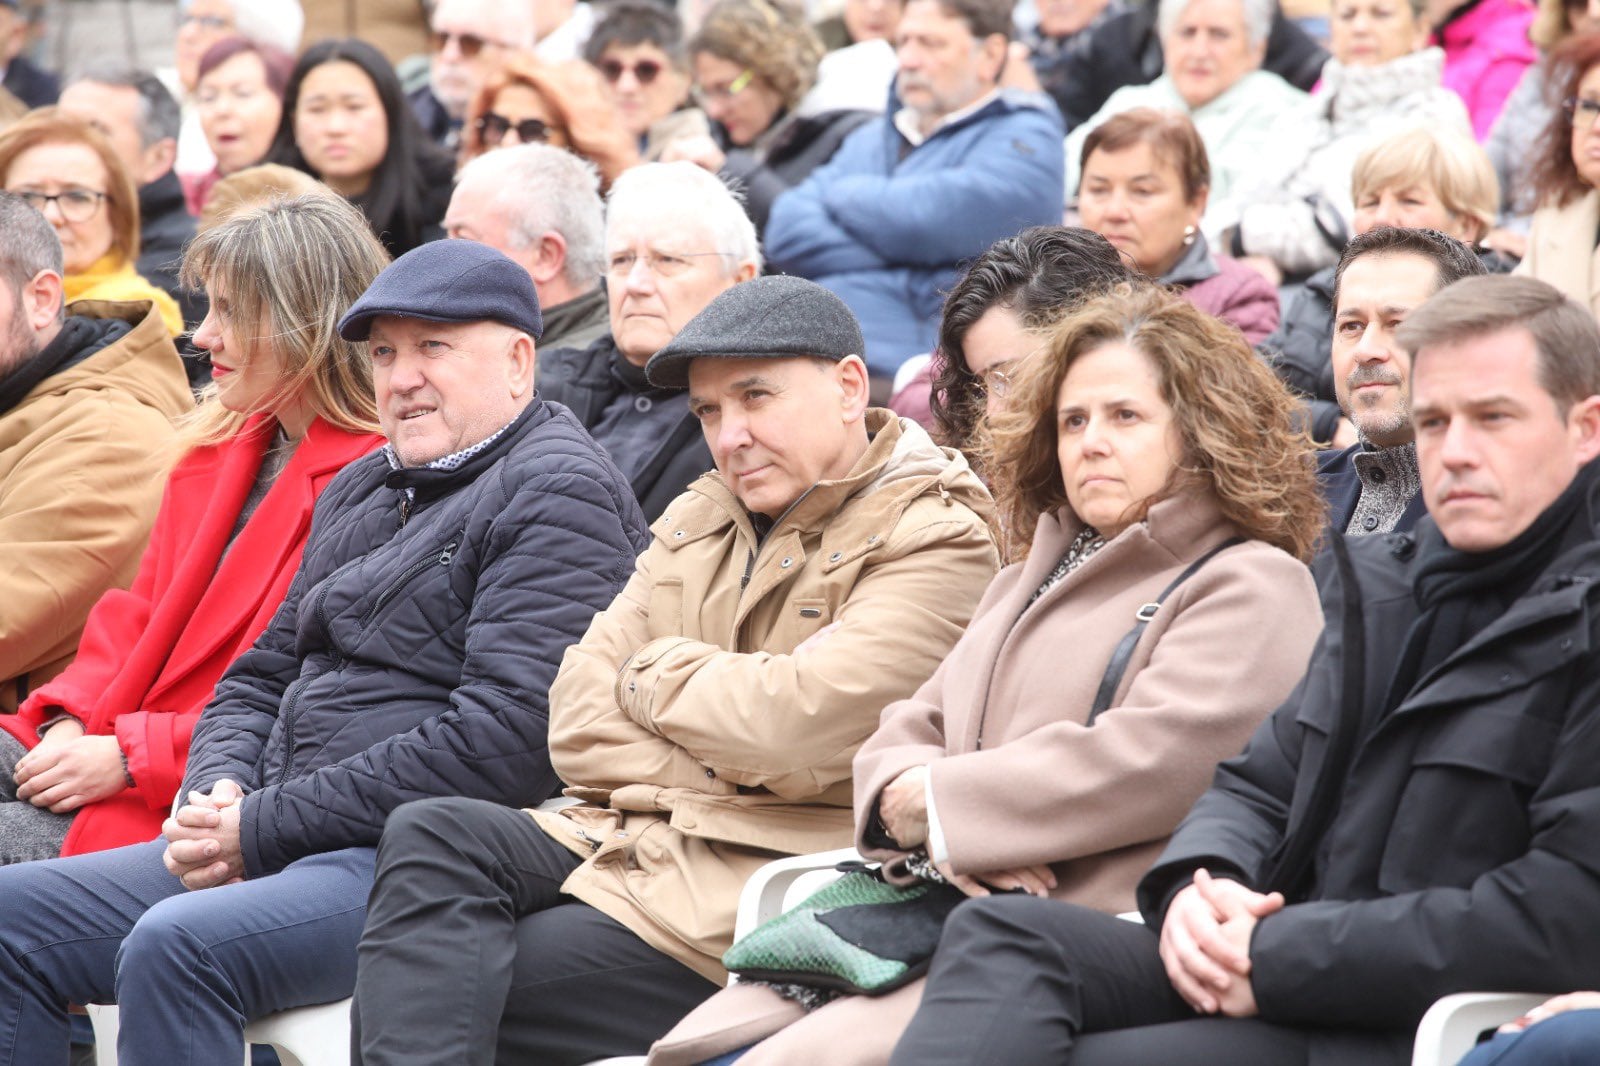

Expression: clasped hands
xmin=161 ymin=778 xmax=246 ymax=891
xmin=1158 ymin=869 xmax=1284 ymax=1018
xmin=879 ymin=765 xmax=1057 ymax=900
xmin=13 ymin=720 xmax=127 ymax=813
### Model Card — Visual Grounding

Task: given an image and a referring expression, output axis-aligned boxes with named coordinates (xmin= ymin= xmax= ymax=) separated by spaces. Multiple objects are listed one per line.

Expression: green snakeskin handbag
xmin=721 ymin=863 xmax=966 ymax=995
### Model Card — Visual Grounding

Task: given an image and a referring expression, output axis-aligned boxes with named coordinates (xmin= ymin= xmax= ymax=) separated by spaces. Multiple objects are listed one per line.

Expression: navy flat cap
xmin=646 ymin=275 xmax=864 ymax=389
xmin=337 ymin=240 xmax=544 ymax=342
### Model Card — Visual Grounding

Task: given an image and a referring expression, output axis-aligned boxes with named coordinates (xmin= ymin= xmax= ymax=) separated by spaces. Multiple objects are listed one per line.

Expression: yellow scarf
xmin=64 ymin=252 xmax=184 ymax=337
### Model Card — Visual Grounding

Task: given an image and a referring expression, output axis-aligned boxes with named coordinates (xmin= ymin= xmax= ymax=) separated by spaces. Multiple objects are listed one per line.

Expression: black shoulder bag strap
xmin=1087 ymin=537 xmax=1246 ymax=724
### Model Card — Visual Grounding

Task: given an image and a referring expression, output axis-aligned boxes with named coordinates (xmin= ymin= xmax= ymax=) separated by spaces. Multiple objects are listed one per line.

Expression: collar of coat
xmin=653 ymin=408 xmax=994 ymax=557
xmin=382 ymin=398 xmax=542 ymax=503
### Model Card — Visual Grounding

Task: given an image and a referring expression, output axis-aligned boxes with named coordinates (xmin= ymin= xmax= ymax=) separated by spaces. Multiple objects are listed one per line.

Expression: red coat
xmin=5 ymin=416 xmax=383 ymax=856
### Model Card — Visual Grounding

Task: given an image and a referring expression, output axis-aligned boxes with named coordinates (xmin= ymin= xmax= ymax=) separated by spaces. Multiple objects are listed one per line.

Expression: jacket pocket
xmin=766 ymin=597 xmax=832 ymax=654
xmin=648 ymin=578 xmax=685 ymax=640
xmin=1377 ymin=705 xmax=1558 ymax=893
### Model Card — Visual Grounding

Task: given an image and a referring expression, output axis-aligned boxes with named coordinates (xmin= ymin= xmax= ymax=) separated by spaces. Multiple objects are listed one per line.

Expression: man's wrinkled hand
xmin=1158 ymin=870 xmax=1281 ymax=1014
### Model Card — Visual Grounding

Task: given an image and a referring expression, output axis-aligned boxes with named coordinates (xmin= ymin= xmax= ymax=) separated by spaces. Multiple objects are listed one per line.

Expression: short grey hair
xmin=69 ymin=66 xmax=182 ymax=147
xmin=181 ymin=0 xmax=305 ymax=55
xmin=456 ymin=145 xmax=607 ymax=287
xmin=0 ymin=191 xmax=65 ymax=304
xmin=1159 ymin=0 xmax=1274 ymax=46
xmin=605 ymin=161 xmax=762 ymax=276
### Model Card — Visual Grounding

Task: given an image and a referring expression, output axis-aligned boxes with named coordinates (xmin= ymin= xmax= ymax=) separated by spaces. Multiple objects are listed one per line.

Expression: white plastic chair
xmin=1410 ymin=992 xmax=1545 ymax=1066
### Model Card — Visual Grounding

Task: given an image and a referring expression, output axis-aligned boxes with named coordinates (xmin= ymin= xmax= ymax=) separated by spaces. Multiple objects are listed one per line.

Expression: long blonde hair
xmin=981 ymin=284 xmax=1326 ymax=562
xmin=176 ymin=193 xmax=389 ymax=450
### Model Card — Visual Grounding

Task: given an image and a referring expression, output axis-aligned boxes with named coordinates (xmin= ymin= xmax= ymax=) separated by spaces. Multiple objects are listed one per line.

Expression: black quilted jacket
xmin=181 ymin=400 xmax=650 ymax=876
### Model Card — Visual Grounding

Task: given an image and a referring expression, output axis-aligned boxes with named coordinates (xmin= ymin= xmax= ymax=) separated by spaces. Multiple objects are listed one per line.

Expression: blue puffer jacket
xmin=181 ymin=400 xmax=650 ymax=876
xmin=764 ymin=89 xmax=1066 ymax=376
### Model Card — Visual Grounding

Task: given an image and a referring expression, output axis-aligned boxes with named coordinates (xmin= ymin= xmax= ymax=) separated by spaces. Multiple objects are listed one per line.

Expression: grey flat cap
xmin=645 ymin=275 xmax=865 ymax=389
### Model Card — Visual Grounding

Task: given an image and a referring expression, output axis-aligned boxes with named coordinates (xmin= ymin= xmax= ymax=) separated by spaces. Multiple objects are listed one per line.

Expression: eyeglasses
xmin=692 ymin=68 xmax=755 ymax=105
xmin=13 ymin=189 xmax=107 ymax=223
xmin=976 ymin=359 xmax=1021 ymax=398
xmin=599 ymin=58 xmax=665 ymax=85
xmin=475 ymin=113 xmax=551 ymax=144
xmin=179 ymin=13 xmax=232 ymax=31
xmin=430 ymin=30 xmax=503 ymax=58
xmin=1566 ymin=96 xmax=1600 ymax=126
xmin=607 ymin=250 xmax=734 ymax=278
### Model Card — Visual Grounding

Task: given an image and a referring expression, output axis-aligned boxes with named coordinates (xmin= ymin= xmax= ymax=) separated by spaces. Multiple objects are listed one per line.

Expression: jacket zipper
xmin=359 ymin=539 xmax=458 ymax=629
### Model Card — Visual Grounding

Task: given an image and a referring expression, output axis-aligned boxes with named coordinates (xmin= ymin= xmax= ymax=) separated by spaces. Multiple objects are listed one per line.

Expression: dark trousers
xmin=0 ymin=838 xmax=372 ymax=1066
xmin=352 ymin=796 xmax=720 ymax=1066
xmin=889 ymin=895 xmax=1407 ymax=1066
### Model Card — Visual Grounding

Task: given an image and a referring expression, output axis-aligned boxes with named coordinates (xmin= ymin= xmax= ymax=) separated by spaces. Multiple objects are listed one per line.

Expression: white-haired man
xmin=411 ymin=0 xmax=536 ymax=149
xmin=538 ymin=161 xmax=759 ymax=520
xmin=445 ymin=144 xmax=609 ymax=353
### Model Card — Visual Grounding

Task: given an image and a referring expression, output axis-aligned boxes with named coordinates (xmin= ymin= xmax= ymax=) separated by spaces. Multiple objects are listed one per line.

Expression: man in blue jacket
xmin=764 ymin=0 xmax=1065 ymax=389
xmin=0 ymin=241 xmax=651 ymax=1065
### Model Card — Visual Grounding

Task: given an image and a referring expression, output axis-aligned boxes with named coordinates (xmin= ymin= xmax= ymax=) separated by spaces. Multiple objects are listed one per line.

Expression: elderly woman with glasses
xmin=0 ymin=110 xmax=183 ymax=335
xmin=1516 ymin=31 xmax=1600 ymax=318
xmin=659 ymin=0 xmax=873 ymax=235
xmin=457 ymin=52 xmax=638 ymax=184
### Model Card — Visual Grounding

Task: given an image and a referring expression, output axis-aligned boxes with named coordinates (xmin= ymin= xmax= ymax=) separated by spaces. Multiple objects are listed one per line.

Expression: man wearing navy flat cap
xmin=0 ymin=240 xmax=651 ymax=1064
xmin=348 ymin=275 xmax=1002 ymax=1064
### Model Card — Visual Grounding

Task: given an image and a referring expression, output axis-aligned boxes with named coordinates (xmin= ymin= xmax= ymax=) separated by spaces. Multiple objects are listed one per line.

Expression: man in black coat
xmin=0 ymin=241 xmax=650 ymax=1064
xmin=887 ymin=275 xmax=1600 ymax=1066
xmin=1313 ymin=227 xmax=1484 ymax=535
xmin=538 ymin=162 xmax=759 ymax=522
xmin=0 ymin=0 xmax=55 ymax=109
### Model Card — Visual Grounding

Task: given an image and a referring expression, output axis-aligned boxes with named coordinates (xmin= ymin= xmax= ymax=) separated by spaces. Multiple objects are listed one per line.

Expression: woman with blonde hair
xmin=0 ymin=109 xmax=183 ymax=335
xmin=458 ymin=52 xmax=639 ymax=184
xmin=1266 ymin=123 xmax=1503 ymax=444
xmin=650 ymin=284 xmax=1326 ymax=1066
xmin=0 ymin=194 xmax=387 ymax=862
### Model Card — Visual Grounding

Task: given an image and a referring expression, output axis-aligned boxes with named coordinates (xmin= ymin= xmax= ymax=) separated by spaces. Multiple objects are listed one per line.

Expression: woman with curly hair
xmin=891 ymin=226 xmax=1134 ymax=455
xmin=458 ymin=52 xmax=639 ymax=185
xmin=649 ymin=284 xmax=1326 ymax=1066
xmin=1515 ymin=32 xmax=1600 ymax=317
xmin=661 ymin=0 xmax=873 ymax=234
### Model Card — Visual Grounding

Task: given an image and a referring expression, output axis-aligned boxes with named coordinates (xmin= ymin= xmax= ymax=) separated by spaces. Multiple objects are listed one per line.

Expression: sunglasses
xmin=599 ymin=58 xmax=665 ymax=85
xmin=476 ymin=112 xmax=551 ymax=144
xmin=430 ymin=29 xmax=501 ymax=58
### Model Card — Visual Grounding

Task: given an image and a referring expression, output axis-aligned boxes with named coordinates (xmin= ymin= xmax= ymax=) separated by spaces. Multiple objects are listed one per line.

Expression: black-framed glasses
xmin=430 ymin=29 xmax=499 ymax=57
xmin=475 ymin=113 xmax=551 ymax=144
xmin=599 ymin=57 xmax=664 ymax=85
xmin=13 ymin=189 xmax=106 ymax=223
xmin=1565 ymin=96 xmax=1600 ymax=126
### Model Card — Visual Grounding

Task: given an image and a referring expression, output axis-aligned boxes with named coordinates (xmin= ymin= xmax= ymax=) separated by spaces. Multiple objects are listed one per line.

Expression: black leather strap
xmin=1088 ymin=537 xmax=1246 ymax=724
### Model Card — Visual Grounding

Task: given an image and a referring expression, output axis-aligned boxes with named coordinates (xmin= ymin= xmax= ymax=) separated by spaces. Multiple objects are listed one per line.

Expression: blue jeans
xmin=0 ymin=838 xmax=374 ymax=1066
xmin=1458 ymin=1009 xmax=1600 ymax=1065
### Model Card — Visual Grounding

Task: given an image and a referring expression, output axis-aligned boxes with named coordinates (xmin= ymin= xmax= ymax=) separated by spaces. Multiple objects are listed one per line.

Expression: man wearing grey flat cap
xmin=350 ymin=275 xmax=1002 ymax=1065
xmin=0 ymin=239 xmax=651 ymax=1063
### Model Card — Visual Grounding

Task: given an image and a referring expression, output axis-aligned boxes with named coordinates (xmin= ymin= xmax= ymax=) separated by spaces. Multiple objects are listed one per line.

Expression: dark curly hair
xmin=931 ymin=226 xmax=1134 ymax=454
xmin=1530 ymin=32 xmax=1600 ymax=210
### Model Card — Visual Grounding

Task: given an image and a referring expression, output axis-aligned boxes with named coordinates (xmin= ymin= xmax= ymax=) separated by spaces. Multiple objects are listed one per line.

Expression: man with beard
xmin=1317 ymin=227 xmax=1486 ymax=535
xmin=0 ymin=192 xmax=190 ymax=713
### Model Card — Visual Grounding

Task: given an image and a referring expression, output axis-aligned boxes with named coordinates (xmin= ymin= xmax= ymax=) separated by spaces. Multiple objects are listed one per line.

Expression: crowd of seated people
xmin=5 ymin=0 xmax=1600 ymax=1062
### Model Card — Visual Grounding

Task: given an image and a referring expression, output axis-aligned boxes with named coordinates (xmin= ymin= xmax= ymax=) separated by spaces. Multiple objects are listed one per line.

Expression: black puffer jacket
xmin=181 ymin=400 xmax=650 ymax=876
xmin=1261 ymin=264 xmax=1341 ymax=443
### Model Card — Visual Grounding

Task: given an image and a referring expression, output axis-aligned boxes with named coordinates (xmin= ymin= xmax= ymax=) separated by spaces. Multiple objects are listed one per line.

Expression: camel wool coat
xmin=532 ymin=411 xmax=1000 ymax=984
xmin=650 ymin=489 xmax=1324 ymax=1066
xmin=1517 ymin=188 xmax=1600 ymax=320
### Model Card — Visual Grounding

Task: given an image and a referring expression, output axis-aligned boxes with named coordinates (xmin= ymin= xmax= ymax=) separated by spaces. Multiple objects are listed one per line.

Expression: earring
xmin=1182 ymin=225 xmax=1196 ymax=247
